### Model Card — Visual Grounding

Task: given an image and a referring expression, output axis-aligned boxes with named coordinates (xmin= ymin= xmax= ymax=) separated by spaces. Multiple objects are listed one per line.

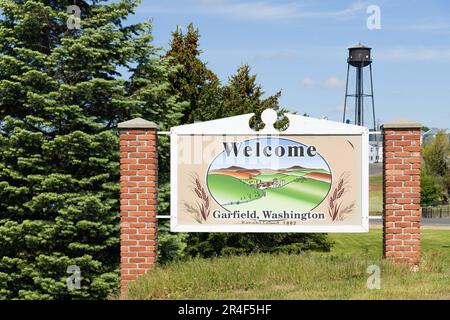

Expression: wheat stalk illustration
xmin=328 ymin=172 xmax=354 ymax=222
xmin=184 ymin=173 xmax=211 ymax=223
xmin=338 ymin=202 xmax=355 ymax=221
xmin=183 ymin=201 xmax=203 ymax=224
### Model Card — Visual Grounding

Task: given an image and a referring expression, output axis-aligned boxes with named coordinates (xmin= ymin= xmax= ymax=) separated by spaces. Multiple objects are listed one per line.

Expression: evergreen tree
xmin=221 ymin=65 xmax=280 ymax=115
xmin=165 ymin=23 xmax=221 ymax=123
xmin=220 ymin=64 xmax=289 ymax=130
xmin=0 ymin=0 xmax=183 ymax=299
xmin=165 ymin=26 xmax=289 ymax=127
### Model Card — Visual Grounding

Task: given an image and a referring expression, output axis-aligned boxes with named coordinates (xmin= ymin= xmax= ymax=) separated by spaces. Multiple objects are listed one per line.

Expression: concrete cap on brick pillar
xmin=118 ymin=117 xmax=160 ymax=129
xmin=381 ymin=118 xmax=421 ymax=129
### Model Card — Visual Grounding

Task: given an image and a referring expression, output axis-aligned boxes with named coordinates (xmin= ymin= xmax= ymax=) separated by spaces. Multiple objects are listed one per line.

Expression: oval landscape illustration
xmin=207 ymin=138 xmax=332 ymax=214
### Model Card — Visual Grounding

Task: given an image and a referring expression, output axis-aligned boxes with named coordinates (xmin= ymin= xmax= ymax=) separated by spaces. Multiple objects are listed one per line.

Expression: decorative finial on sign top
xmin=261 ymin=108 xmax=278 ymax=129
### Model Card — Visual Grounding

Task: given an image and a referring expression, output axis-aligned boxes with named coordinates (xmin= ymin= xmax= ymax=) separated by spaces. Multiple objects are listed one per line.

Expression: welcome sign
xmin=170 ymin=109 xmax=369 ymax=232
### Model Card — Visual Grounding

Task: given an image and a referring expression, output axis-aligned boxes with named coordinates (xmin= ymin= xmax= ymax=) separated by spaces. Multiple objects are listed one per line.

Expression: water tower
xmin=342 ymin=43 xmax=376 ymax=129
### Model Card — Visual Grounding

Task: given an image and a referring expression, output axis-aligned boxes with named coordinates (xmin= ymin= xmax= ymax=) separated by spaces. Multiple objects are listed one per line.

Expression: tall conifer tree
xmin=0 ymin=0 xmax=183 ymax=299
xmin=221 ymin=64 xmax=289 ymax=129
xmin=166 ymin=23 xmax=221 ymax=123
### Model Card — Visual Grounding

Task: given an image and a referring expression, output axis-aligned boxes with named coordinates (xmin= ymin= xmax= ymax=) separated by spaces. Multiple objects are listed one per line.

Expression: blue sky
xmin=127 ymin=0 xmax=450 ymax=129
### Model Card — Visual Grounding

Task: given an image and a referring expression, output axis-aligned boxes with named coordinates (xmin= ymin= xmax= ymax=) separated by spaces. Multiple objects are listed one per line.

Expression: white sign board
xmin=170 ymin=109 xmax=369 ymax=233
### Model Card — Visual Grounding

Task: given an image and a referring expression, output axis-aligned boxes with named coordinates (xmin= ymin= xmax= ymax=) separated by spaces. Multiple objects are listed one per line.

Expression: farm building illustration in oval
xmin=207 ymin=137 xmax=332 ymax=213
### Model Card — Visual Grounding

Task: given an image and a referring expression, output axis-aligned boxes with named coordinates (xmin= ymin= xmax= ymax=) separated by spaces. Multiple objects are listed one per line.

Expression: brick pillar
xmin=118 ymin=118 xmax=159 ymax=294
xmin=382 ymin=120 xmax=422 ymax=268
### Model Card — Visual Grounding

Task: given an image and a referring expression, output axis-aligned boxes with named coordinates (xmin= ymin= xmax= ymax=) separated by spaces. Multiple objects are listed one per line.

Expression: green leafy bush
xmin=421 ymin=172 xmax=443 ymax=206
xmin=185 ymin=233 xmax=332 ymax=258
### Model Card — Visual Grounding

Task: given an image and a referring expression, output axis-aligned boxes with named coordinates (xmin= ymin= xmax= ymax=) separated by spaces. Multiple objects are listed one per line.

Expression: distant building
xmin=256 ymin=178 xmax=282 ymax=190
xmin=369 ymin=132 xmax=383 ymax=164
xmin=369 ymin=143 xmax=383 ymax=164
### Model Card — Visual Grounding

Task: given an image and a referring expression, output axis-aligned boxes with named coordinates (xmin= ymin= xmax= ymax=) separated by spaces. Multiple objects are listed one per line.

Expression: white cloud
xmin=142 ymin=0 xmax=368 ymax=22
xmin=377 ymin=47 xmax=450 ymax=61
xmin=300 ymin=76 xmax=345 ymax=89
xmin=252 ymin=50 xmax=301 ymax=61
xmin=198 ymin=0 xmax=300 ymax=21
xmin=323 ymin=76 xmax=346 ymax=89
xmin=301 ymin=77 xmax=315 ymax=86
xmin=389 ymin=22 xmax=450 ymax=31
xmin=295 ymin=1 xmax=368 ymax=18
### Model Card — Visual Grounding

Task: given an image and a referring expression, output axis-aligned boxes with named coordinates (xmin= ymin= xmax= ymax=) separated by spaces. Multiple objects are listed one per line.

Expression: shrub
xmin=185 ymin=233 xmax=332 ymax=258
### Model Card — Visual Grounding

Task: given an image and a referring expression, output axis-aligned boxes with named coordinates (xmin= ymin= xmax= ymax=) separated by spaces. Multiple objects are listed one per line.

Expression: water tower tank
xmin=348 ymin=43 xmax=372 ymax=67
xmin=342 ymin=42 xmax=376 ymax=129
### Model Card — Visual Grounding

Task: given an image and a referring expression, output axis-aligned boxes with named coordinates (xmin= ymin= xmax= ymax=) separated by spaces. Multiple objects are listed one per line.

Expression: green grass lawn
xmin=330 ymin=229 xmax=450 ymax=264
xmin=126 ymin=228 xmax=450 ymax=300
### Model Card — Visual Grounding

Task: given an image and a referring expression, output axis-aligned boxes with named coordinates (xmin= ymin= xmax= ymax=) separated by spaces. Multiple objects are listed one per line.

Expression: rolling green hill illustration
xmin=207 ymin=174 xmax=265 ymax=204
xmin=207 ymin=165 xmax=332 ymax=212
